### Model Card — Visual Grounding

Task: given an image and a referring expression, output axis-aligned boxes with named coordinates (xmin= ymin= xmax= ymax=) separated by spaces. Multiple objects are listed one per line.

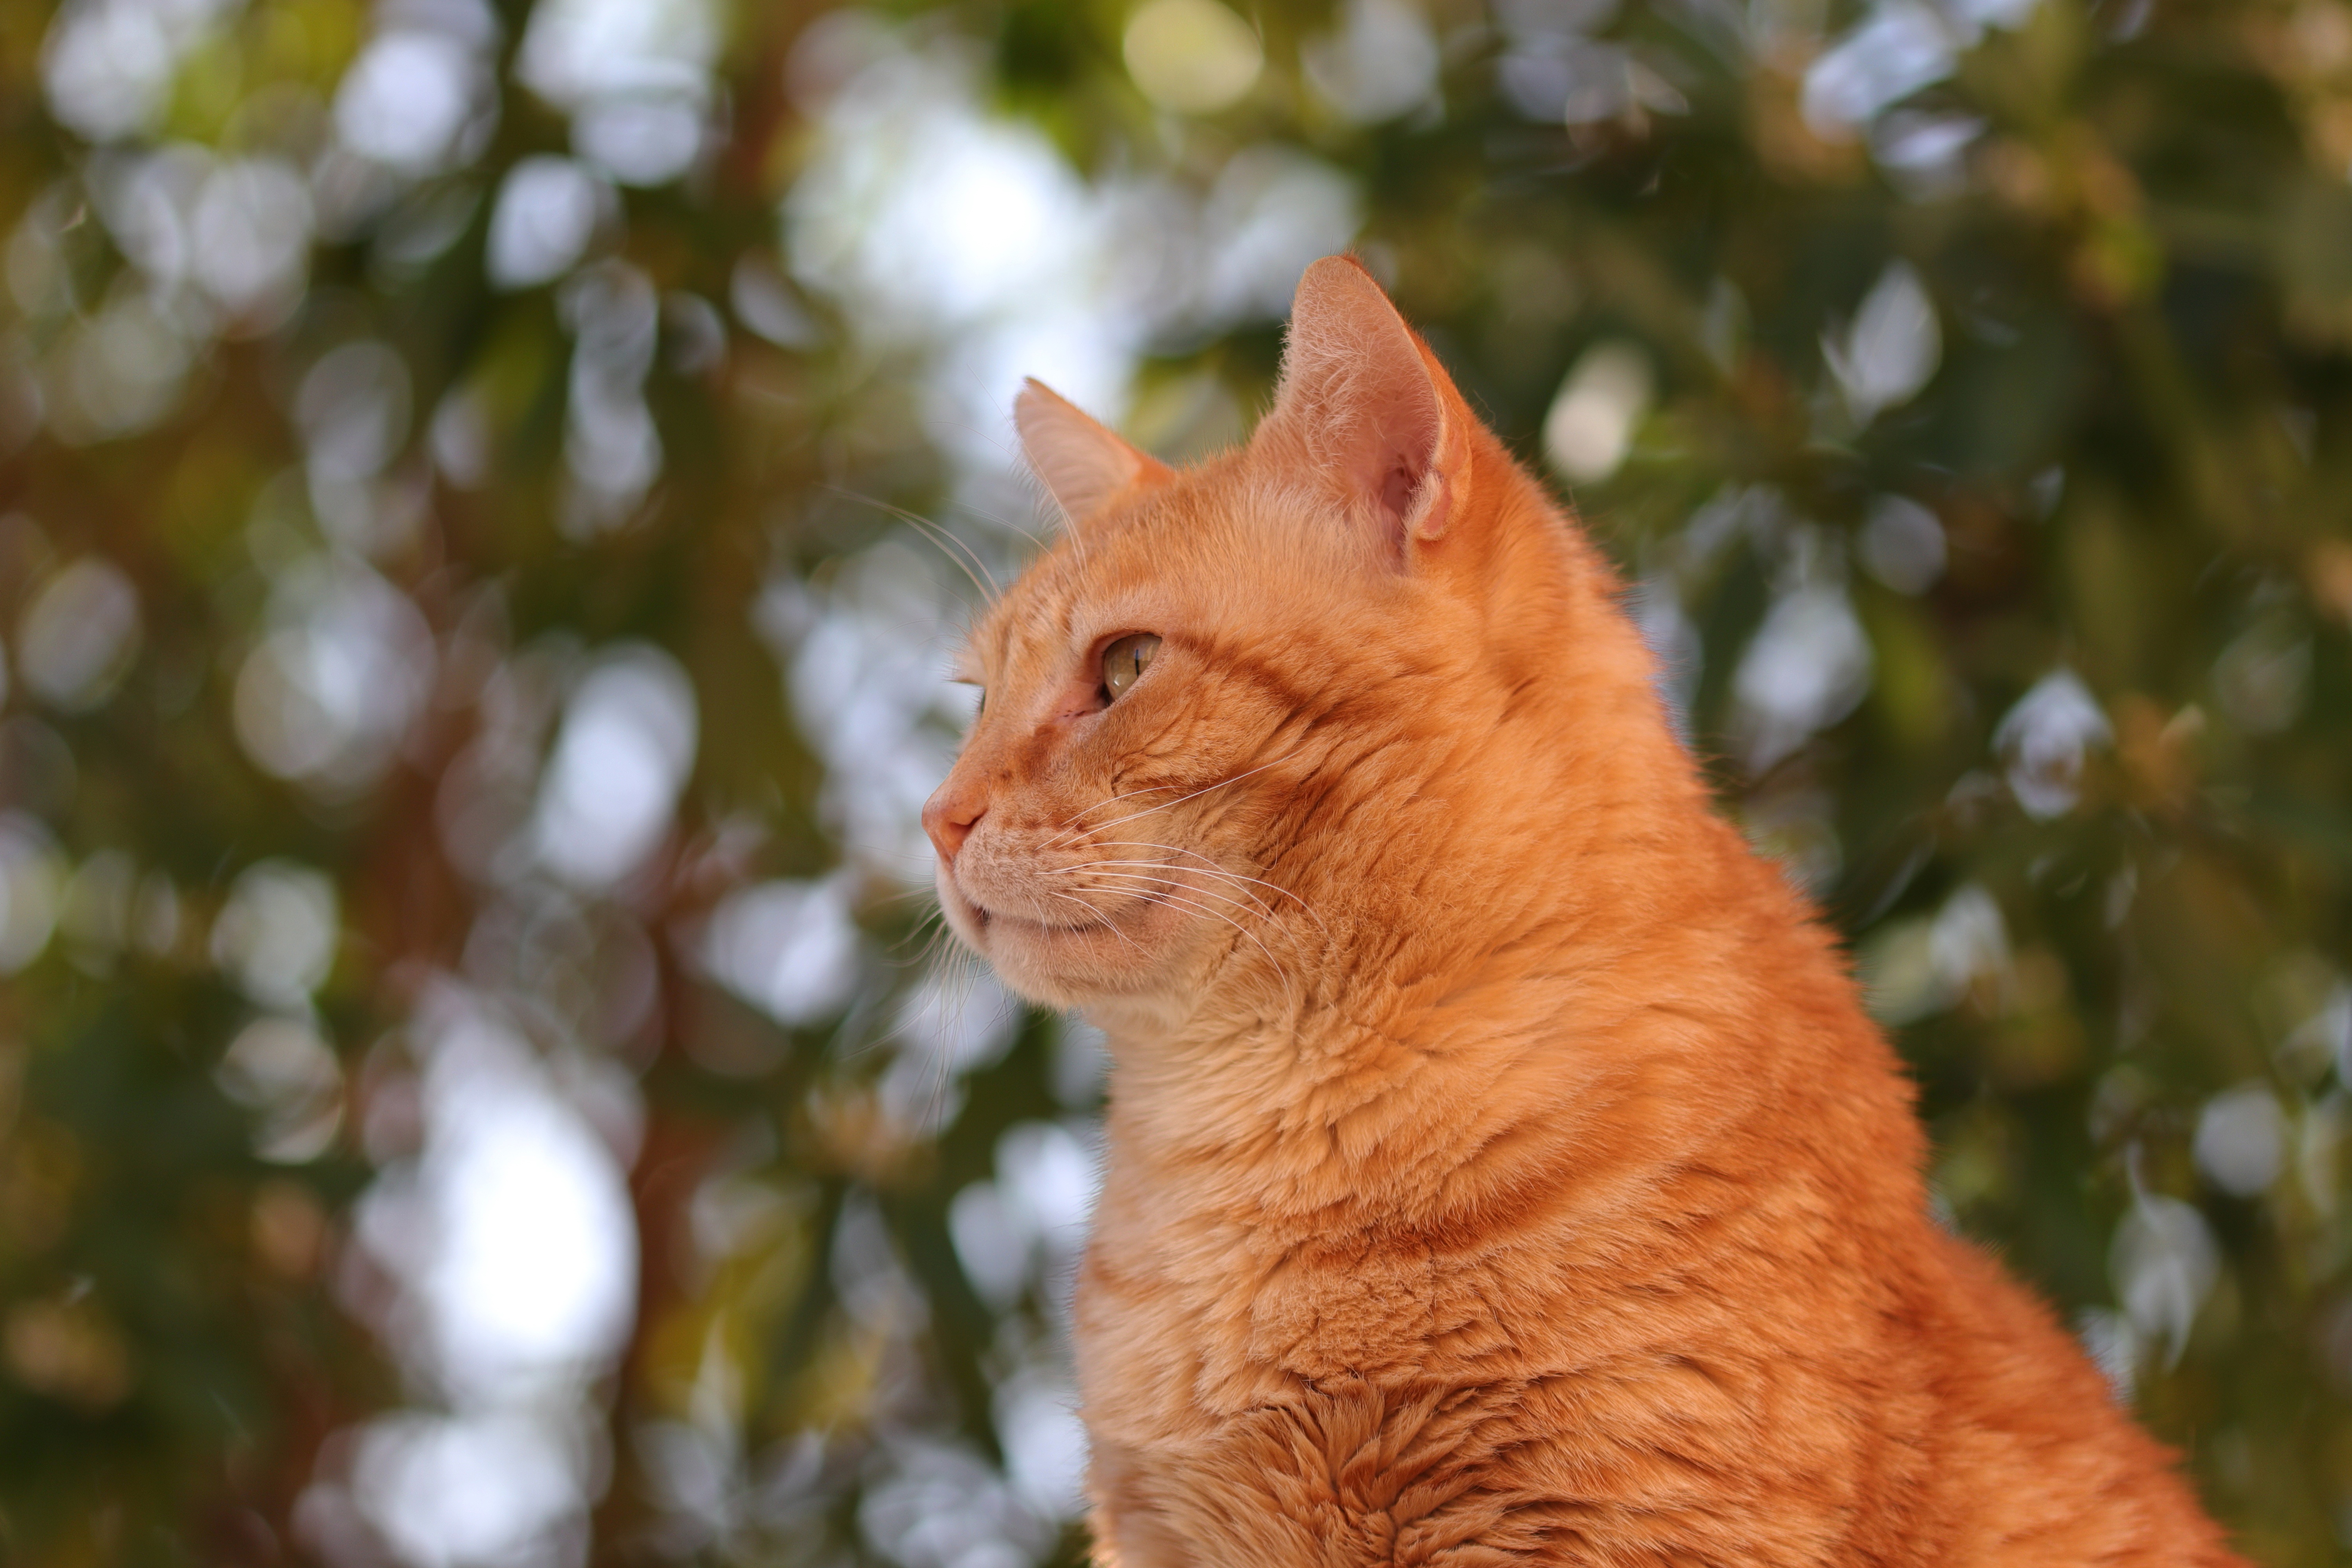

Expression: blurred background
xmin=0 ymin=0 xmax=2347 ymax=1561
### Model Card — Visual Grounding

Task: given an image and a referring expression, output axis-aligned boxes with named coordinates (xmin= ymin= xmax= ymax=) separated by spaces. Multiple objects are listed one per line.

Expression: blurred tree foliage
xmin=0 ymin=0 xmax=2348 ymax=1563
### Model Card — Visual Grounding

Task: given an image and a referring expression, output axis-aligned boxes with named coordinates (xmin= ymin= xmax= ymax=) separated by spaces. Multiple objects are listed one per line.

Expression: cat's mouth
xmin=968 ymin=901 xmax=1110 ymax=937
xmin=935 ymin=846 xmax=1216 ymax=1007
xmin=934 ymin=858 xmax=1185 ymax=999
xmin=937 ymin=866 xmax=1114 ymax=944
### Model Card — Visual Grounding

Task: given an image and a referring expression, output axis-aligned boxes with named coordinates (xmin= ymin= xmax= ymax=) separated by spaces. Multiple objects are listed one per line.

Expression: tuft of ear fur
xmin=1016 ymin=379 xmax=1171 ymax=527
xmin=1265 ymin=255 xmax=1472 ymax=552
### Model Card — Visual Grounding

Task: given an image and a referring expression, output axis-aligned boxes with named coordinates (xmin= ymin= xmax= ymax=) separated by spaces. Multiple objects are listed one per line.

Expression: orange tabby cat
xmin=923 ymin=256 xmax=2244 ymax=1566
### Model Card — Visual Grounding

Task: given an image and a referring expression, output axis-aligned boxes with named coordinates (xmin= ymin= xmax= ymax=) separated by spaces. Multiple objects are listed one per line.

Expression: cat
xmin=922 ymin=255 xmax=2245 ymax=1567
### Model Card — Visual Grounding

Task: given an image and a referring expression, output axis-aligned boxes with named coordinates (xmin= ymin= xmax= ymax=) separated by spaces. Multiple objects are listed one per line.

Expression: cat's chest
xmin=1073 ymin=1175 xmax=1529 ymax=1437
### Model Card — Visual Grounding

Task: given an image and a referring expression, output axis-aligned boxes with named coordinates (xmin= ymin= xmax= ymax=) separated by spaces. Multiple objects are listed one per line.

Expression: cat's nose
xmin=922 ymin=783 xmax=985 ymax=864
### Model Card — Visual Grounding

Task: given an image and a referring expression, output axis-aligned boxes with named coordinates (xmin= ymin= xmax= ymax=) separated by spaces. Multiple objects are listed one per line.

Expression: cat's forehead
xmin=973 ymin=554 xmax=1087 ymax=673
xmin=972 ymin=488 xmax=1192 ymax=671
xmin=967 ymin=464 xmax=1346 ymax=681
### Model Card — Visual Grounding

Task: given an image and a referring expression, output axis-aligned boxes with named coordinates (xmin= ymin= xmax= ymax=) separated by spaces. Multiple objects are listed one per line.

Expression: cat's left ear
xmin=1264 ymin=255 xmax=1473 ymax=554
xmin=1015 ymin=380 xmax=1171 ymax=528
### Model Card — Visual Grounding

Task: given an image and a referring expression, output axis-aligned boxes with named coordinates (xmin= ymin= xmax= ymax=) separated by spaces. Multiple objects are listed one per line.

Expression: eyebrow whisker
xmin=824 ymin=484 xmax=1003 ymax=604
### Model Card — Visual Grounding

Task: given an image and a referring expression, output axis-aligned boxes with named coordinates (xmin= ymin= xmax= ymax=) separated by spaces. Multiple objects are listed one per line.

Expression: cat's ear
xmin=1016 ymin=380 xmax=1171 ymax=527
xmin=1265 ymin=255 xmax=1472 ymax=553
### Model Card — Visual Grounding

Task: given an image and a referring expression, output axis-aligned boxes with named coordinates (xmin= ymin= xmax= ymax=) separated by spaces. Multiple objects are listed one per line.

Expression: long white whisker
xmin=1048 ymin=748 xmax=1302 ymax=850
xmin=1111 ymin=885 xmax=1297 ymax=1004
xmin=1047 ymin=780 xmax=1182 ymax=836
xmin=918 ymin=945 xmax=997 ymax=1135
xmin=1037 ymin=850 xmax=1274 ymax=928
xmin=954 ymin=496 xmax=1049 ymax=557
xmin=1051 ymin=867 xmax=1273 ymax=922
xmin=1064 ymin=842 xmax=1326 ymax=931
xmin=824 ymin=485 xmax=1001 ymax=603
xmin=898 ymin=917 xmax=957 ymax=970
xmin=1044 ymin=860 xmax=1270 ymax=907
xmin=1129 ymin=893 xmax=1298 ymax=1006
xmin=1042 ymin=889 xmax=1151 ymax=960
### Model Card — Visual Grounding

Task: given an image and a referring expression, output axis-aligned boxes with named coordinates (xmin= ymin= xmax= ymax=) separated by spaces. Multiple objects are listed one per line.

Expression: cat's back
xmin=1894 ymin=1230 xmax=2244 ymax=1567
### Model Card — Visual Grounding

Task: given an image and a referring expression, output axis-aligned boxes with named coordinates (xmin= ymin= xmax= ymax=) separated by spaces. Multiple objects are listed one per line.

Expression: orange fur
xmin=923 ymin=257 xmax=2244 ymax=1567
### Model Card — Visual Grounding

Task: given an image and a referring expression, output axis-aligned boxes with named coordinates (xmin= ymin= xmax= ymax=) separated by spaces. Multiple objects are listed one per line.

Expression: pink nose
xmin=923 ymin=782 xmax=985 ymax=864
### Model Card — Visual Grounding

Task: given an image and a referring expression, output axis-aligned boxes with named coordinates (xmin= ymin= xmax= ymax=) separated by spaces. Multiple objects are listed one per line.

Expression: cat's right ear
xmin=1261 ymin=255 xmax=1473 ymax=561
xmin=1015 ymin=380 xmax=1171 ymax=528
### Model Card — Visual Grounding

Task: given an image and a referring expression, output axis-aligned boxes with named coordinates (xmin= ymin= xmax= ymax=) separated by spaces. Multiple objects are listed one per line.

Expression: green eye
xmin=1101 ymin=633 xmax=1161 ymax=701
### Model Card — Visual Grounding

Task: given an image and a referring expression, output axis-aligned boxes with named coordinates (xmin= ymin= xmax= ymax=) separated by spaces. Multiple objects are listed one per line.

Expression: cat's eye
xmin=1101 ymin=633 xmax=1161 ymax=702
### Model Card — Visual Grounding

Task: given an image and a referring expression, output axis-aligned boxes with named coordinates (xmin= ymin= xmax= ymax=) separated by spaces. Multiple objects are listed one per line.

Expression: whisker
xmin=1042 ymin=889 xmax=1151 ymax=960
xmin=1047 ymin=748 xmax=1303 ymax=851
xmin=929 ymin=947 xmax=1002 ymax=1132
xmin=891 ymin=916 xmax=958 ymax=971
xmin=884 ymin=906 xmax=947 ymax=957
xmin=823 ymin=484 xmax=1002 ymax=604
xmin=1051 ymin=867 xmax=1272 ymax=922
xmin=1056 ymin=844 xmax=1324 ymax=931
xmin=1105 ymin=884 xmax=1298 ymax=1004
xmin=1054 ymin=851 xmax=1327 ymax=926
xmin=1047 ymin=780 xmax=1183 ymax=836
xmin=1046 ymin=863 xmax=1279 ymax=923
xmin=1129 ymin=893 xmax=1298 ymax=1006
xmin=953 ymin=495 xmax=1050 ymax=557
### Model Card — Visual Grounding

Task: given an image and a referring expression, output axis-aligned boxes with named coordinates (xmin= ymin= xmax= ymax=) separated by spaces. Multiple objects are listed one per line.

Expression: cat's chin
xmin=934 ymin=866 xmax=1177 ymax=1009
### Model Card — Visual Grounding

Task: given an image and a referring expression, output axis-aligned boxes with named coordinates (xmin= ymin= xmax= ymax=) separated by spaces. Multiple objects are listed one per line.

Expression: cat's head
xmin=923 ymin=256 xmax=1606 ymax=1016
